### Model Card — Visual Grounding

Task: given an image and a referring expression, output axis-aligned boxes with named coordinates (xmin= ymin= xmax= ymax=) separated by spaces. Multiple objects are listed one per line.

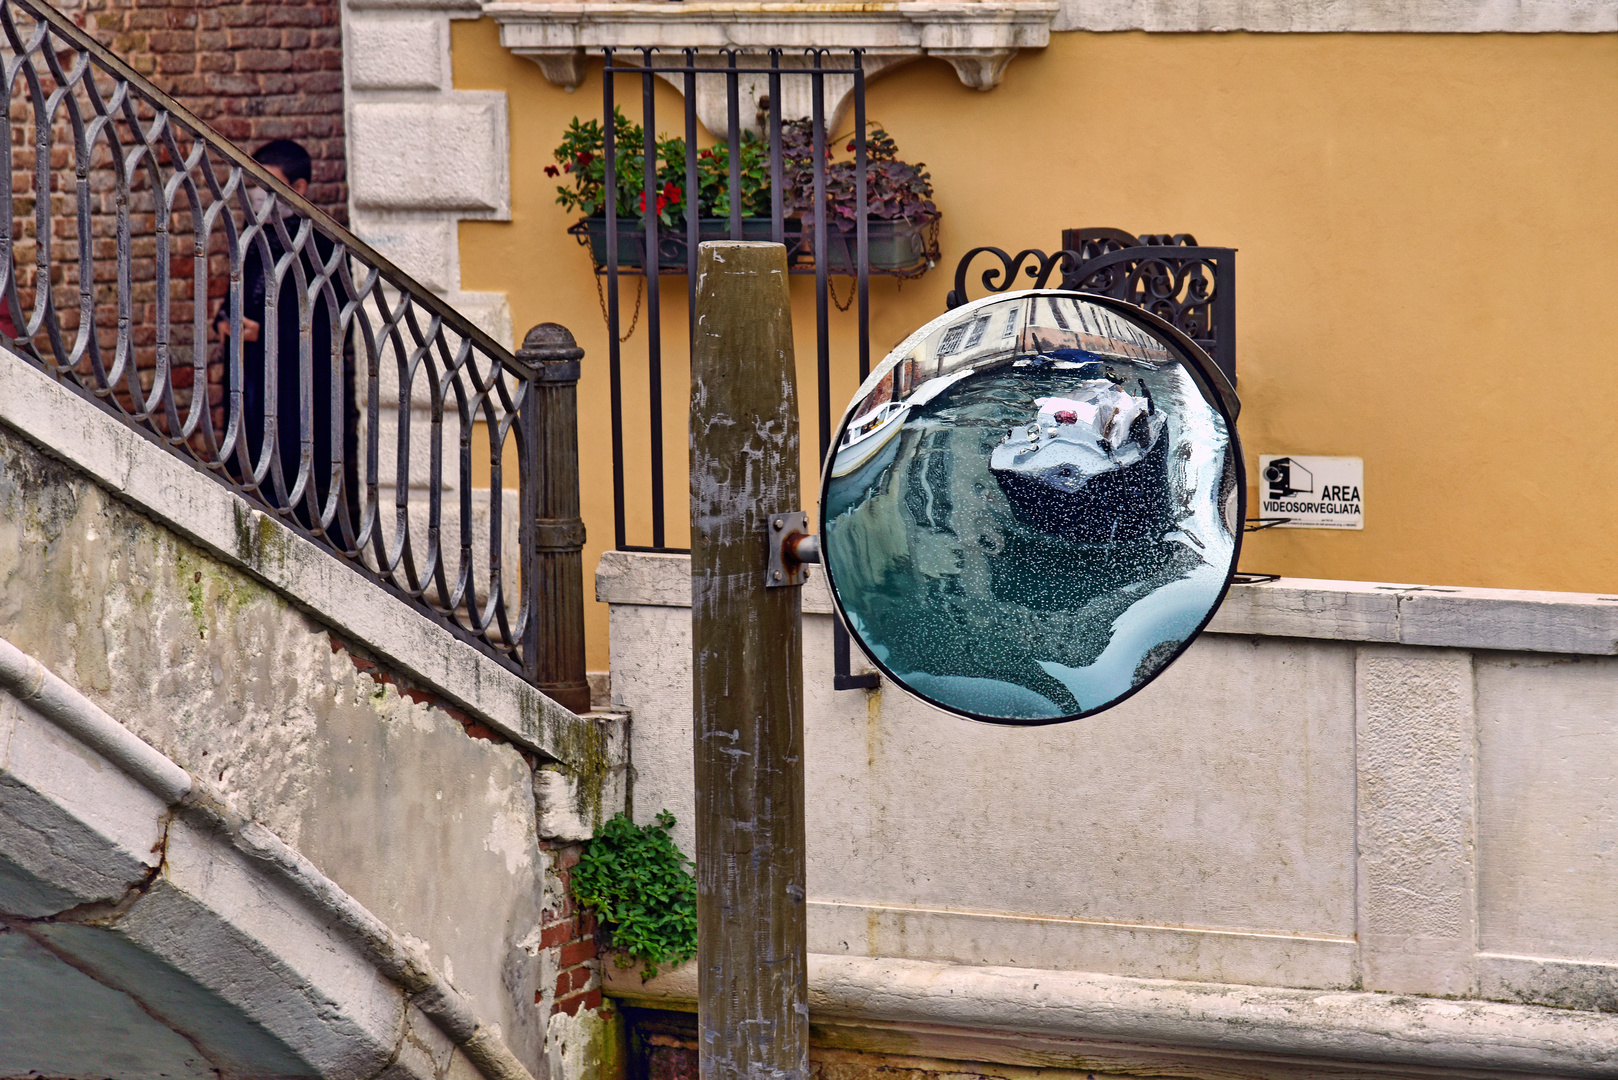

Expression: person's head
xmin=253 ymin=139 xmax=312 ymax=196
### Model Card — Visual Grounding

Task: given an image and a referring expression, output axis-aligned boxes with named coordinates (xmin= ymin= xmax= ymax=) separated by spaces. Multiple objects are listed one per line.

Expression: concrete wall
xmin=599 ymin=551 xmax=1618 ymax=1017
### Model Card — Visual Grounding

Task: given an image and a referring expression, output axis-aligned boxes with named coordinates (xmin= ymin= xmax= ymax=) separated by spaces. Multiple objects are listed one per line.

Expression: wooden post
xmin=689 ymin=242 xmax=808 ymax=1080
xmin=517 ymin=322 xmax=591 ymax=715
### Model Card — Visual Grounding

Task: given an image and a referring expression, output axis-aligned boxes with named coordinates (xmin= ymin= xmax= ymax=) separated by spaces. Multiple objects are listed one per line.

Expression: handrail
xmin=0 ymin=0 xmax=567 ymax=691
xmin=3 ymin=0 xmax=513 ymax=364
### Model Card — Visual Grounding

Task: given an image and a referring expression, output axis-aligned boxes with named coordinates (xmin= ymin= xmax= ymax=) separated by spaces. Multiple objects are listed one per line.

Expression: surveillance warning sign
xmin=1257 ymin=455 xmax=1363 ymax=529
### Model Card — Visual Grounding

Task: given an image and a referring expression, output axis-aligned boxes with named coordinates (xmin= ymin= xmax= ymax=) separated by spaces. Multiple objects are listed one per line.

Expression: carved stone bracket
xmin=483 ymin=1 xmax=1058 ymax=133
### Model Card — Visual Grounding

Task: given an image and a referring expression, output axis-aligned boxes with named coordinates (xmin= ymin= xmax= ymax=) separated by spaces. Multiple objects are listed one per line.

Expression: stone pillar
xmin=1355 ymin=645 xmax=1477 ymax=995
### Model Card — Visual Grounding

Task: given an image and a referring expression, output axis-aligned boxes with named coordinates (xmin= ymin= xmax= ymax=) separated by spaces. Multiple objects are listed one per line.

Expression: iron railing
xmin=948 ymin=227 xmax=1237 ymax=385
xmin=0 ymin=0 xmax=579 ymax=699
xmin=592 ymin=48 xmax=947 ymax=689
xmin=590 ymin=48 xmax=940 ymax=556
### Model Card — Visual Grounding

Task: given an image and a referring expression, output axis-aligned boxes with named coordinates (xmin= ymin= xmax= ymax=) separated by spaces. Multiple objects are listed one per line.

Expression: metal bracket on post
xmin=767 ymin=511 xmax=818 ymax=588
xmin=767 ymin=512 xmax=881 ymax=690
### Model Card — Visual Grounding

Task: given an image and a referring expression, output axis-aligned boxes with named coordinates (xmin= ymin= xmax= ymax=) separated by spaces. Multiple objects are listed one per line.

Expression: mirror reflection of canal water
xmin=821 ymin=291 xmax=1240 ymax=724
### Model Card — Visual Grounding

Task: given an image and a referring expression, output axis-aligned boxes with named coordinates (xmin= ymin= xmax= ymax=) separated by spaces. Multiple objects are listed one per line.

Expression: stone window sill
xmin=484 ymin=1 xmax=1059 ymax=104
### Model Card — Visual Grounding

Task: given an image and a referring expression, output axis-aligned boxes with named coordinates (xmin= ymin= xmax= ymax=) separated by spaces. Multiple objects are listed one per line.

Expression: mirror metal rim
xmin=817 ymin=289 xmax=1247 ymax=726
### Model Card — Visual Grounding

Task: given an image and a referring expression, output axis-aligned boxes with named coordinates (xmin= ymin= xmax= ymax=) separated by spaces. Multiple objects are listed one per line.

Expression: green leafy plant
xmin=551 ymin=113 xmax=777 ymax=223
xmin=694 ymin=133 xmax=773 ymax=219
xmin=572 ymin=810 xmax=697 ymax=979
xmin=548 ymin=108 xmax=687 ymax=223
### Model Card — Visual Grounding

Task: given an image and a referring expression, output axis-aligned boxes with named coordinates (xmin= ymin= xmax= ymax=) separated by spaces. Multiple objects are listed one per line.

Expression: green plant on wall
xmin=572 ymin=810 xmax=697 ymax=979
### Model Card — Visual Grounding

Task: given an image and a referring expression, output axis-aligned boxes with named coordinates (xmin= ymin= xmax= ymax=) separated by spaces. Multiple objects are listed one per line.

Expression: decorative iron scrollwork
xmin=948 ymin=230 xmax=1237 ymax=384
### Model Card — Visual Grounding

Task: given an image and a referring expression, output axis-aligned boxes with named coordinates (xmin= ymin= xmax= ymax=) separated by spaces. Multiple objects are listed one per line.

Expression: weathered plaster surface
xmin=1476 ymin=653 xmax=1618 ymax=969
xmin=0 ymin=654 xmax=527 ymax=1079
xmin=0 ymin=347 xmax=622 ymax=790
xmin=601 ymin=551 xmax=1618 ymax=1033
xmin=0 ymin=426 xmax=547 ymax=1070
xmin=1355 ymin=646 xmax=1476 ymax=997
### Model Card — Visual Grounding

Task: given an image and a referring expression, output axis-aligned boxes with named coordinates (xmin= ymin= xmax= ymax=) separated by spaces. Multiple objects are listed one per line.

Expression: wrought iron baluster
xmin=603 ymin=49 xmax=627 ymax=552
xmin=810 ymin=49 xmax=830 ymax=465
xmin=0 ymin=0 xmax=552 ymax=680
xmin=768 ymin=51 xmax=782 ymax=247
xmin=640 ymin=49 xmax=665 ymax=550
xmin=684 ymin=48 xmax=698 ymax=342
xmin=726 ymin=50 xmax=741 ymax=240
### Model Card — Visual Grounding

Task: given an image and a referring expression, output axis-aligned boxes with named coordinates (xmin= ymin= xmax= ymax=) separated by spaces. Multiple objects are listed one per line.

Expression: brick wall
xmin=541 ymin=840 xmax=605 ymax=1017
xmin=76 ymin=0 xmax=348 ymax=220
xmin=4 ymin=0 xmax=348 ymax=447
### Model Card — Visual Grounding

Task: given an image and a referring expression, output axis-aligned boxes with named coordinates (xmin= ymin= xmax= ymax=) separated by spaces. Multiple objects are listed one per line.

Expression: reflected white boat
xmin=988 ymin=374 xmax=1170 ymax=541
xmin=831 ymin=399 xmax=908 ymax=478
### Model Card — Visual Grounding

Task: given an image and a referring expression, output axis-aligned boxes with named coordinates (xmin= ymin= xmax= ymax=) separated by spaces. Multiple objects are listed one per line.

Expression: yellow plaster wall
xmin=452 ymin=21 xmax=1618 ymax=669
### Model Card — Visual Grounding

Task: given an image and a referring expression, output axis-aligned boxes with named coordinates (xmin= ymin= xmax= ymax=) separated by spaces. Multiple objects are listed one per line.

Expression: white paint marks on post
xmin=1258 ymin=455 xmax=1364 ymax=529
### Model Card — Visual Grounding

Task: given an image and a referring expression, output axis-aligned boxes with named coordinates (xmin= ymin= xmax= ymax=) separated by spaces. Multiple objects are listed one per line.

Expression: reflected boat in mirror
xmin=989 ymin=367 xmax=1169 ymax=542
xmin=832 ymin=400 xmax=909 ymax=478
xmin=818 ymin=290 xmax=1243 ymax=726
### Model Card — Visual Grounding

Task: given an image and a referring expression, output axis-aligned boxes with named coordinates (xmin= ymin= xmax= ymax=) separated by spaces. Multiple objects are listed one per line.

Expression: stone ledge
xmin=605 ymin=954 xmax=1618 ymax=1078
xmin=486 ymin=0 xmax=1059 ymax=128
xmin=596 ymin=550 xmax=1618 ymax=656
xmin=0 ymin=347 xmax=614 ymax=773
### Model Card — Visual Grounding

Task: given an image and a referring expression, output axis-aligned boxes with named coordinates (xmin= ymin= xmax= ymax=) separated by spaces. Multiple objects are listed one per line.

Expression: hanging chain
xmin=826 ymin=275 xmax=857 ymax=313
xmin=593 ymin=272 xmax=645 ymax=343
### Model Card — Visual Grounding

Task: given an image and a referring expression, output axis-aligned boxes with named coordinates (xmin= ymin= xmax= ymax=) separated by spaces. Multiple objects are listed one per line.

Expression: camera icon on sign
xmin=1265 ymin=457 xmax=1314 ymax=499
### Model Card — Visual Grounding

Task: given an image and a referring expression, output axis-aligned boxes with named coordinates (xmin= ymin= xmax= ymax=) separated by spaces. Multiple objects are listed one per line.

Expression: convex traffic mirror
xmin=819 ymin=290 xmax=1244 ymax=725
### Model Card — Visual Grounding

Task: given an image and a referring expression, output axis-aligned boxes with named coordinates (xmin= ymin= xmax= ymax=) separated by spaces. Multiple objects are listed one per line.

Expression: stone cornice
xmin=484 ymin=0 xmax=1060 ymax=96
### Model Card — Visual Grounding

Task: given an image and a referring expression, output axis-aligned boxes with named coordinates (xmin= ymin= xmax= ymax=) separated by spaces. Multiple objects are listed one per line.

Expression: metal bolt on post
xmin=689 ymin=242 xmax=809 ymax=1080
xmin=517 ymin=322 xmax=591 ymax=715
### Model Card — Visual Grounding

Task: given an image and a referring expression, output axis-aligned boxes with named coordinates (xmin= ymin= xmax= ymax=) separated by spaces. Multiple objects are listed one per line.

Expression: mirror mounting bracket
xmin=767 ymin=511 xmax=819 ymax=588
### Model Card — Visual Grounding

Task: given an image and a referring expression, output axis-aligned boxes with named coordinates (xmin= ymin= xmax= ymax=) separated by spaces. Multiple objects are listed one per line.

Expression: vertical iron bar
xmin=726 ymin=50 xmax=742 ymax=240
xmin=811 ymin=52 xmax=830 ymax=466
xmin=604 ymin=50 xmax=627 ymax=551
xmin=854 ymin=53 xmax=869 ymax=382
xmin=685 ymin=49 xmax=698 ymax=348
xmin=641 ymin=50 xmax=666 ymax=549
xmin=1216 ymin=251 xmax=1237 ymax=386
xmin=768 ymin=51 xmax=783 ymax=246
xmin=835 ymin=52 xmax=880 ymax=692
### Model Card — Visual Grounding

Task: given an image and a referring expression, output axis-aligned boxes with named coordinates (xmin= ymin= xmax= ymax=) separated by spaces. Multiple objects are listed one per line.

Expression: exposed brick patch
xmin=6 ymin=0 xmax=348 ymax=444
xmin=540 ymin=837 xmax=605 ymax=1018
xmin=74 ymin=0 xmax=348 ymax=220
xmin=326 ymin=633 xmax=541 ymax=767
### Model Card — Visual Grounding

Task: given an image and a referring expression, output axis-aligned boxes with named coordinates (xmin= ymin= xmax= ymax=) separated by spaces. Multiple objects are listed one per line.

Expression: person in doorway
xmin=215 ymin=139 xmax=354 ymax=535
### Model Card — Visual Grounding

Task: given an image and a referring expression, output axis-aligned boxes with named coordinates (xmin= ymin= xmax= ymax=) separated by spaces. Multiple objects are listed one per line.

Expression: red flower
xmin=639 ymin=192 xmax=669 ymax=213
xmin=698 ymin=149 xmax=712 ymax=159
xmin=544 ymin=164 xmax=559 ymax=177
xmin=577 ymin=151 xmax=594 ymax=165
xmin=662 ymin=181 xmax=682 ymax=205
